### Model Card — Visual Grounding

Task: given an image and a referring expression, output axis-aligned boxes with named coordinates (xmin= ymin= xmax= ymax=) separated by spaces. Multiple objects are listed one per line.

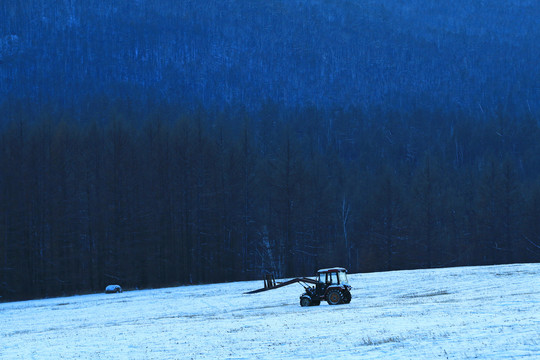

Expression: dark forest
xmin=2 ymin=102 xmax=540 ymax=301
xmin=1 ymin=0 xmax=539 ymax=301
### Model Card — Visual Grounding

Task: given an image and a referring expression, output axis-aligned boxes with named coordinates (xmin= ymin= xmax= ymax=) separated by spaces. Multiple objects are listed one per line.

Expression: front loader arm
xmin=245 ymin=276 xmax=317 ymax=294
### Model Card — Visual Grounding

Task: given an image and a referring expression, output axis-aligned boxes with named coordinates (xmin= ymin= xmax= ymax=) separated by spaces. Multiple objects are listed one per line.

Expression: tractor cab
xmin=317 ymin=267 xmax=349 ymax=286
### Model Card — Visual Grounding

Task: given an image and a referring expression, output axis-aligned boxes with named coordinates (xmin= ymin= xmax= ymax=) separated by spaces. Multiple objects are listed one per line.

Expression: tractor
xmin=300 ymin=267 xmax=352 ymax=306
xmin=245 ymin=267 xmax=352 ymax=306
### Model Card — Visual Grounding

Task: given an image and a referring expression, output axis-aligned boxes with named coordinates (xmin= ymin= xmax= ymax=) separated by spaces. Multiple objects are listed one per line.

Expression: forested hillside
xmin=1 ymin=0 xmax=538 ymax=115
xmin=0 ymin=0 xmax=539 ymax=301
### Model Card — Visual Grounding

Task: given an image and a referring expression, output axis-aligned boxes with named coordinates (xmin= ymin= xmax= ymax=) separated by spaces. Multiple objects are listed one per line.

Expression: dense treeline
xmin=1 ymin=102 xmax=539 ymax=301
xmin=1 ymin=1 xmax=538 ymax=302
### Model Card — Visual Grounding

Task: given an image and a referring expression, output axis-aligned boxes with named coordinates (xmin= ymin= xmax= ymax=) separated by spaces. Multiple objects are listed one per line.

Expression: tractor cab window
xmin=327 ymin=272 xmax=338 ymax=285
xmin=338 ymin=271 xmax=349 ymax=285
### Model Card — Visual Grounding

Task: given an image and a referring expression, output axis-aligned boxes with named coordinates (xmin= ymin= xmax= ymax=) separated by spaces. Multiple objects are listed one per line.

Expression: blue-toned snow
xmin=1 ymin=264 xmax=539 ymax=359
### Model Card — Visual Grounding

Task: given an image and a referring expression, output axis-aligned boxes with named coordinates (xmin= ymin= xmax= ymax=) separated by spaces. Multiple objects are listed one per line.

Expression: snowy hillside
xmin=1 ymin=264 xmax=539 ymax=359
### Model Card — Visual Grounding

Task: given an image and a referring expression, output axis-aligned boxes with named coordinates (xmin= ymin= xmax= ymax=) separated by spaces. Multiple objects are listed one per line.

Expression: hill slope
xmin=1 ymin=263 xmax=538 ymax=359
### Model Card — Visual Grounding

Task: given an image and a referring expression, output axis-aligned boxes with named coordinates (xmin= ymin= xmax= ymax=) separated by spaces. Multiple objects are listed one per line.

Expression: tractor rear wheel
xmin=326 ymin=289 xmax=343 ymax=305
xmin=300 ymin=296 xmax=312 ymax=307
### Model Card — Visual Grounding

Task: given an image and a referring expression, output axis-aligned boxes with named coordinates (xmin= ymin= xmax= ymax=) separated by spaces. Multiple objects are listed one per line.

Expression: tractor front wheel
xmin=326 ymin=289 xmax=343 ymax=305
xmin=300 ymin=296 xmax=312 ymax=307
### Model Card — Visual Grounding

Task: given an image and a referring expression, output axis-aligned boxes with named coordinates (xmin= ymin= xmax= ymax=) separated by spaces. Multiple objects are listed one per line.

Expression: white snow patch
xmin=1 ymin=264 xmax=539 ymax=359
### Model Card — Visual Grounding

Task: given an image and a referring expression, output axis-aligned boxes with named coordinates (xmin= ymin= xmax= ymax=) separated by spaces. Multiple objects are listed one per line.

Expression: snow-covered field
xmin=1 ymin=264 xmax=539 ymax=359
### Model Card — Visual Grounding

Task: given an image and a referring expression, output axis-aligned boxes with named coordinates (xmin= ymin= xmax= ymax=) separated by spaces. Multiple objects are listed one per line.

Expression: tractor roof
xmin=317 ymin=267 xmax=347 ymax=273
